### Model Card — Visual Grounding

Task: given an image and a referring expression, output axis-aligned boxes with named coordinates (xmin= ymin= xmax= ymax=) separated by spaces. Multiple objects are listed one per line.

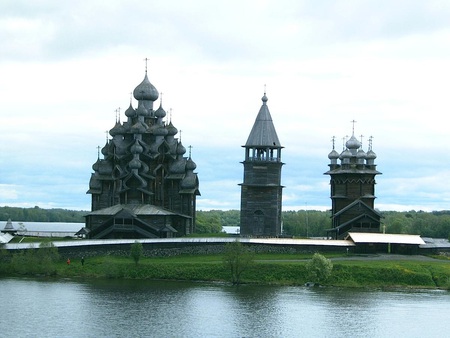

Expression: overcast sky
xmin=1 ymin=0 xmax=450 ymax=213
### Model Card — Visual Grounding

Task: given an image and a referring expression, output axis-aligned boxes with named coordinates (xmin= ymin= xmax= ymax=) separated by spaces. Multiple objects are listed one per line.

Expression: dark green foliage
xmin=130 ymin=241 xmax=144 ymax=265
xmin=195 ymin=210 xmax=240 ymax=234
xmin=223 ymin=240 xmax=254 ymax=284
xmin=10 ymin=241 xmax=60 ymax=276
xmin=382 ymin=210 xmax=450 ymax=238
xmin=282 ymin=210 xmax=331 ymax=237
xmin=195 ymin=211 xmax=223 ymax=233
xmin=0 ymin=206 xmax=87 ymax=223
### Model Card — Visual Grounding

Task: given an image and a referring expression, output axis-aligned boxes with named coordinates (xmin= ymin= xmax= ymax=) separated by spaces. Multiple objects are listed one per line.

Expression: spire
xmin=245 ymin=92 xmax=281 ymax=147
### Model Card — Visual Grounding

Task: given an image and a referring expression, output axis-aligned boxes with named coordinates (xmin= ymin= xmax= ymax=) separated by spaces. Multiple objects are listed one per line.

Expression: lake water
xmin=1 ymin=278 xmax=448 ymax=338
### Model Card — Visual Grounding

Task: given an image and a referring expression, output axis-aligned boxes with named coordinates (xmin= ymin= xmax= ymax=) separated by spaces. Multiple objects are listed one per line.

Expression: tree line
xmin=197 ymin=209 xmax=450 ymax=238
xmin=2 ymin=206 xmax=450 ymax=238
xmin=0 ymin=206 xmax=87 ymax=223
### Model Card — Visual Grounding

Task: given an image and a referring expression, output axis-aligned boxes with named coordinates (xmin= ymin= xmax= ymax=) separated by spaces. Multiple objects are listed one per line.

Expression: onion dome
xmin=346 ymin=134 xmax=361 ymax=150
xmin=125 ymin=103 xmax=136 ymax=117
xmin=186 ymin=157 xmax=197 ymax=171
xmin=150 ymin=123 xmax=168 ymax=136
xmin=176 ymin=142 xmax=186 ymax=155
xmin=328 ymin=149 xmax=340 ymax=160
xmin=136 ymin=102 xmax=149 ymax=117
xmin=133 ymin=73 xmax=159 ymax=101
xmin=130 ymin=140 xmax=143 ymax=154
xmin=340 ymin=148 xmax=350 ymax=159
xmin=356 ymin=148 xmax=366 ymax=159
xmin=166 ymin=121 xmax=178 ymax=136
xmin=101 ymin=143 xmax=109 ymax=157
xmin=110 ymin=121 xmax=125 ymax=137
xmin=339 ymin=148 xmax=351 ymax=160
xmin=92 ymin=158 xmax=101 ymax=172
xmin=366 ymin=149 xmax=377 ymax=160
xmin=181 ymin=172 xmax=197 ymax=189
xmin=98 ymin=160 xmax=113 ymax=175
xmin=262 ymin=93 xmax=268 ymax=103
xmin=155 ymin=104 xmax=166 ymax=118
xmin=88 ymin=175 xmax=101 ymax=191
xmin=129 ymin=158 xmax=142 ymax=170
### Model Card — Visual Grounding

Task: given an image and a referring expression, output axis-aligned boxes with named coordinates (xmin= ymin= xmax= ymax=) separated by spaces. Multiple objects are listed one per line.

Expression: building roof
xmin=245 ymin=94 xmax=281 ymax=147
xmin=86 ymin=204 xmax=190 ymax=218
xmin=3 ymin=218 xmax=14 ymax=231
xmin=347 ymin=232 xmax=425 ymax=245
xmin=0 ymin=232 xmax=13 ymax=244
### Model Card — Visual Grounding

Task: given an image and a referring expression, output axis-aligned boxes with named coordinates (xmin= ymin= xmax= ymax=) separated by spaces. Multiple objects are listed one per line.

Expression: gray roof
xmin=245 ymin=94 xmax=281 ymax=147
xmin=86 ymin=204 xmax=187 ymax=217
xmin=0 ymin=232 xmax=13 ymax=244
xmin=4 ymin=219 xmax=14 ymax=230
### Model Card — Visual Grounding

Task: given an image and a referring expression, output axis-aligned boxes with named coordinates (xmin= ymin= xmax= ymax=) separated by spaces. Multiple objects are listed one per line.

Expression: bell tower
xmin=239 ymin=93 xmax=284 ymax=237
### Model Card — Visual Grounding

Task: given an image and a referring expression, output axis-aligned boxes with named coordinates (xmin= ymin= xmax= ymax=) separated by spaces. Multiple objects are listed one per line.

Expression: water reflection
xmin=1 ymin=278 xmax=449 ymax=338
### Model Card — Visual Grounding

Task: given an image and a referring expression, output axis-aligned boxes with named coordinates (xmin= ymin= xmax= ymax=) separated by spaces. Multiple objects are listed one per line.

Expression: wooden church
xmin=84 ymin=65 xmax=200 ymax=239
xmin=325 ymin=123 xmax=382 ymax=239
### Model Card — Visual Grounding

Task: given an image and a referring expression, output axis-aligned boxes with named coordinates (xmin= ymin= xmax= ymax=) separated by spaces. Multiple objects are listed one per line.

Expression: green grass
xmin=1 ymin=251 xmax=450 ymax=289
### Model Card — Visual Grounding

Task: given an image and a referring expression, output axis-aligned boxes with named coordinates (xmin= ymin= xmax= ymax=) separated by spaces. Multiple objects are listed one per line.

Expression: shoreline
xmin=1 ymin=252 xmax=449 ymax=289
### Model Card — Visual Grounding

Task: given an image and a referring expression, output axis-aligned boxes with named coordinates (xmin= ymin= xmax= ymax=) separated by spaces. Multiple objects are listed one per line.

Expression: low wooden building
xmin=85 ymin=204 xmax=191 ymax=239
xmin=346 ymin=232 xmax=425 ymax=254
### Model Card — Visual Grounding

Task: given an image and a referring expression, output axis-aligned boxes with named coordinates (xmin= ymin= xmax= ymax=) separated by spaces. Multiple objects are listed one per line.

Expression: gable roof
xmin=333 ymin=199 xmax=382 ymax=219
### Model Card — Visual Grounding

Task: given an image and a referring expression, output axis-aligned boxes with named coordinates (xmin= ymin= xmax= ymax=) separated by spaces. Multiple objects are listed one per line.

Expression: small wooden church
xmin=85 ymin=65 xmax=200 ymax=239
xmin=325 ymin=123 xmax=382 ymax=239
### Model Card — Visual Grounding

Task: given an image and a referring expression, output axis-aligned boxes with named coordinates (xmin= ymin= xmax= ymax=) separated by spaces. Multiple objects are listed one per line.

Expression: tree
xmin=306 ymin=253 xmax=333 ymax=285
xmin=130 ymin=241 xmax=144 ymax=265
xmin=223 ymin=240 xmax=254 ymax=285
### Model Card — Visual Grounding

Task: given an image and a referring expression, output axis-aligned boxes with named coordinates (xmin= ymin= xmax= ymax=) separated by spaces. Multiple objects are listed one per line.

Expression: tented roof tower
xmin=240 ymin=93 xmax=284 ymax=237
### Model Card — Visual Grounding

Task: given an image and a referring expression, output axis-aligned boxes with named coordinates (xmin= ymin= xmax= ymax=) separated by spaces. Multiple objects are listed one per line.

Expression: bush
xmin=223 ymin=240 xmax=254 ymax=285
xmin=130 ymin=241 xmax=144 ymax=265
xmin=306 ymin=253 xmax=333 ymax=285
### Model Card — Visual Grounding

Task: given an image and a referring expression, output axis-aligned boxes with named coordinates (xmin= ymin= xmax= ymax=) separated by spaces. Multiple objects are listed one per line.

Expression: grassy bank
xmin=1 ymin=251 xmax=450 ymax=289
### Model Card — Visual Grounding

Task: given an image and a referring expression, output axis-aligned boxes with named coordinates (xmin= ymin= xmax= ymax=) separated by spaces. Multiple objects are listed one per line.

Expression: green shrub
xmin=223 ymin=240 xmax=254 ymax=285
xmin=306 ymin=253 xmax=333 ymax=285
xmin=130 ymin=241 xmax=144 ymax=265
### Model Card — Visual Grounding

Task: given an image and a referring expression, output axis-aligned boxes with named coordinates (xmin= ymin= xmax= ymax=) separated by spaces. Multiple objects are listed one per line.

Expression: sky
xmin=1 ymin=0 xmax=450 ymax=213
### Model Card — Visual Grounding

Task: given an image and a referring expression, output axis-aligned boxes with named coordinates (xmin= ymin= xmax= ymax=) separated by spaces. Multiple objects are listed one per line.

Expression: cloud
xmin=1 ymin=0 xmax=450 ymax=212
